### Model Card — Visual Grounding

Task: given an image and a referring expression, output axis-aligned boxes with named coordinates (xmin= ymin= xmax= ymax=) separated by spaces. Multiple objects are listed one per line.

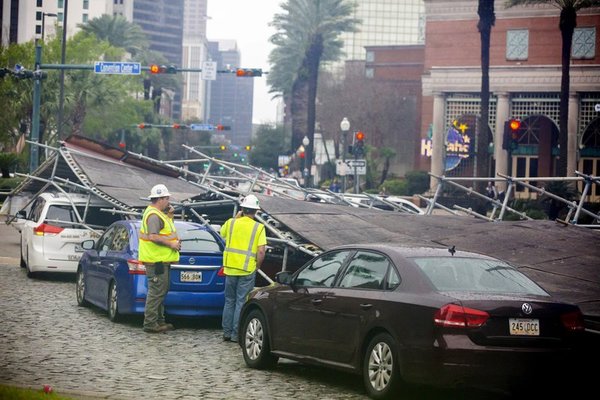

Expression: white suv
xmin=17 ymin=192 xmax=123 ymax=277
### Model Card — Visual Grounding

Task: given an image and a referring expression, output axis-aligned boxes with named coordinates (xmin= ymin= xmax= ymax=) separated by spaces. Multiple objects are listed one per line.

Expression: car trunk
xmin=169 ymin=253 xmax=224 ymax=292
xmin=447 ymin=292 xmax=582 ymax=347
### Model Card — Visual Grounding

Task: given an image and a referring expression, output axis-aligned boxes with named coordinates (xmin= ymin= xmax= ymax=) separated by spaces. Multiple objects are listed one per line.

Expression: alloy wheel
xmin=367 ymin=341 xmax=394 ymax=391
xmin=245 ymin=317 xmax=264 ymax=361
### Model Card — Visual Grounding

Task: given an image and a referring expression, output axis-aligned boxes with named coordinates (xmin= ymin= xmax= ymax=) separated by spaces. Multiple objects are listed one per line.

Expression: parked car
xmin=375 ymin=196 xmax=425 ymax=215
xmin=17 ymin=192 xmax=122 ymax=277
xmin=239 ymin=245 xmax=585 ymax=399
xmin=76 ymin=220 xmax=225 ymax=321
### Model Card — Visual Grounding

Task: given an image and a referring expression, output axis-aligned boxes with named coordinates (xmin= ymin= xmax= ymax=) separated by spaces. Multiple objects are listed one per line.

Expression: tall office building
xmin=1 ymin=0 xmax=108 ymax=46
xmin=337 ymin=0 xmax=425 ymax=63
xmin=181 ymin=0 xmax=209 ymax=121
xmin=132 ymin=0 xmax=185 ymax=119
xmin=207 ymin=40 xmax=253 ymax=147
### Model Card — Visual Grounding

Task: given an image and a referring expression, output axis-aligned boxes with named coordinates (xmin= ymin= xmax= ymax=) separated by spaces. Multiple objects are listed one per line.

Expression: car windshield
xmin=178 ymin=228 xmax=222 ymax=253
xmin=412 ymin=257 xmax=549 ymax=296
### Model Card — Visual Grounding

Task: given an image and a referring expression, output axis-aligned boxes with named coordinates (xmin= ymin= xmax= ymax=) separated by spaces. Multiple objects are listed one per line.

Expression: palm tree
xmin=505 ymin=0 xmax=600 ymax=176
xmin=79 ymin=15 xmax=148 ymax=57
xmin=269 ymin=0 xmax=359 ymax=185
xmin=477 ymin=1 xmax=495 ymax=182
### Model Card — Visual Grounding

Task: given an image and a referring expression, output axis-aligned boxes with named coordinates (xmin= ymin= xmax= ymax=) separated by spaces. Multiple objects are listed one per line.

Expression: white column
xmin=567 ymin=92 xmax=579 ymax=177
xmin=495 ymin=92 xmax=510 ymax=189
xmin=430 ymin=92 xmax=446 ymax=191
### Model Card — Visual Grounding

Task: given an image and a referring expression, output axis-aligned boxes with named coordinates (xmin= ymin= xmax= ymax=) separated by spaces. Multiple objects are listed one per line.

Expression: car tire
xmin=25 ymin=252 xmax=35 ymax=279
xmin=20 ymin=238 xmax=26 ymax=269
xmin=241 ymin=309 xmax=278 ymax=370
xmin=76 ymin=268 xmax=90 ymax=307
xmin=362 ymin=332 xmax=401 ymax=400
xmin=107 ymin=281 xmax=121 ymax=322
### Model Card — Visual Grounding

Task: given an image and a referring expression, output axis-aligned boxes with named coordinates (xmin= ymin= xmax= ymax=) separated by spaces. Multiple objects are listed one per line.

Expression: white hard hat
xmin=149 ymin=184 xmax=171 ymax=199
xmin=240 ymin=194 xmax=260 ymax=210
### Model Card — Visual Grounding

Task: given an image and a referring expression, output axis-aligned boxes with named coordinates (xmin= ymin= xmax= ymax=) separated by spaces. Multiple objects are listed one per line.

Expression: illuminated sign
xmin=420 ymin=120 xmax=472 ymax=171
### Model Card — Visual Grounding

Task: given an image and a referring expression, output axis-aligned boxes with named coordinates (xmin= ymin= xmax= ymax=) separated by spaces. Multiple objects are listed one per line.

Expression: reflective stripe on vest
xmin=138 ymin=207 xmax=179 ymax=263
xmin=223 ymin=218 xmax=260 ymax=272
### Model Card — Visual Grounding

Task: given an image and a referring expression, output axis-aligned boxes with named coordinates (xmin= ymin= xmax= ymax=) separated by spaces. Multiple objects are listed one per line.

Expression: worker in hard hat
xmin=138 ymin=184 xmax=181 ymax=333
xmin=220 ymin=194 xmax=266 ymax=342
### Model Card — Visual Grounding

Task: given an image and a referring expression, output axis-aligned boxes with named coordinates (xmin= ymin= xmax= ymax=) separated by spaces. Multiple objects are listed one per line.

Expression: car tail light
xmin=34 ymin=223 xmax=64 ymax=236
xmin=217 ymin=266 xmax=225 ymax=277
xmin=560 ymin=310 xmax=585 ymax=331
xmin=434 ymin=304 xmax=489 ymax=328
xmin=127 ymin=259 xmax=146 ymax=275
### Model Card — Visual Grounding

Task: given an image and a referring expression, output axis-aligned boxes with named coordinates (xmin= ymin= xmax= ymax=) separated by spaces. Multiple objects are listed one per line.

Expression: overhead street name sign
xmin=336 ymin=159 xmax=366 ymax=175
xmin=94 ymin=62 xmax=141 ymax=75
xmin=189 ymin=123 xmax=214 ymax=131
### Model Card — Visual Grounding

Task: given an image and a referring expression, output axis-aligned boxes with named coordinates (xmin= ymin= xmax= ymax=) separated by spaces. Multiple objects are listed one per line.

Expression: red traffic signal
xmin=138 ymin=123 xmax=152 ymax=129
xmin=235 ymin=68 xmax=262 ymax=77
xmin=355 ymin=131 xmax=365 ymax=141
xmin=149 ymin=64 xmax=177 ymax=74
xmin=509 ymin=119 xmax=521 ymax=131
xmin=354 ymin=131 xmax=365 ymax=157
xmin=215 ymin=124 xmax=231 ymax=131
xmin=172 ymin=123 xmax=181 ymax=129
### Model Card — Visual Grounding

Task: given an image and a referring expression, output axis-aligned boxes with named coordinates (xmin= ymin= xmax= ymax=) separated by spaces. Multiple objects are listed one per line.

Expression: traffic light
xmin=137 ymin=123 xmax=152 ymax=129
xmin=354 ymin=131 xmax=365 ymax=156
xmin=245 ymin=145 xmax=251 ymax=151
xmin=219 ymin=145 xmax=226 ymax=151
xmin=215 ymin=124 xmax=231 ymax=131
xmin=149 ymin=64 xmax=177 ymax=74
xmin=502 ymin=119 xmax=522 ymax=151
xmin=235 ymin=68 xmax=262 ymax=77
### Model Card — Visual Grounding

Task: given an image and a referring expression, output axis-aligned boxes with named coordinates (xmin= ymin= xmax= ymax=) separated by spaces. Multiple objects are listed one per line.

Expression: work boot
xmin=159 ymin=322 xmax=174 ymax=331
xmin=143 ymin=325 xmax=169 ymax=333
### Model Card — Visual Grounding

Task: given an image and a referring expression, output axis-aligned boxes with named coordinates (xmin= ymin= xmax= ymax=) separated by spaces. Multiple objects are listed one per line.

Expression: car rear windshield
xmin=178 ymin=228 xmax=222 ymax=253
xmin=412 ymin=257 xmax=548 ymax=296
xmin=46 ymin=205 xmax=122 ymax=229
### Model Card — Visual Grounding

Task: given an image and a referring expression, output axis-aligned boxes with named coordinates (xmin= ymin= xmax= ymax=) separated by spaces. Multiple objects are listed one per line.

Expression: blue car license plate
xmin=180 ymin=271 xmax=202 ymax=282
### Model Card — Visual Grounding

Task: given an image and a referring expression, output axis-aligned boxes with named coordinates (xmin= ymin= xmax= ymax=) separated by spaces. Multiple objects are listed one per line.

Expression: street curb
xmin=0 ymin=256 xmax=19 ymax=265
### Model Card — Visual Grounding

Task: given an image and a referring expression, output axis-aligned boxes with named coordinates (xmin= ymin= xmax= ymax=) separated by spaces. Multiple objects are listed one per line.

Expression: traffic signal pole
xmin=25 ymin=57 xmax=263 ymax=172
xmin=30 ymin=45 xmax=43 ymax=172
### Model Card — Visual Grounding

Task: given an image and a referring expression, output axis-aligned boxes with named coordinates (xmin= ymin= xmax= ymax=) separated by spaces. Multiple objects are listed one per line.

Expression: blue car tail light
xmin=127 ymin=259 xmax=146 ymax=275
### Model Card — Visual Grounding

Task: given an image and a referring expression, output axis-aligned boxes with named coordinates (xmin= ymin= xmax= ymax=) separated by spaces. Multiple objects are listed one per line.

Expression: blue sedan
xmin=75 ymin=220 xmax=225 ymax=321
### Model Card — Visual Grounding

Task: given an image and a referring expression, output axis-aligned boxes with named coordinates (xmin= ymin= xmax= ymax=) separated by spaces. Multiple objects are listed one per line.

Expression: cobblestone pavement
xmin=0 ymin=262 xmax=514 ymax=400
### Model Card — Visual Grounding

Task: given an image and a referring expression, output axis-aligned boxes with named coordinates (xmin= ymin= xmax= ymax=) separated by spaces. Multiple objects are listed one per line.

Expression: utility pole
xmin=57 ymin=0 xmax=69 ymax=140
xmin=30 ymin=45 xmax=43 ymax=172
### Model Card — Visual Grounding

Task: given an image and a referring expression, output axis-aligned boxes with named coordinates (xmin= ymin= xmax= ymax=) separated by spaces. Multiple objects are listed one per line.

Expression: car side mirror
xmin=275 ymin=271 xmax=292 ymax=285
xmin=16 ymin=210 xmax=26 ymax=219
xmin=81 ymin=239 xmax=95 ymax=250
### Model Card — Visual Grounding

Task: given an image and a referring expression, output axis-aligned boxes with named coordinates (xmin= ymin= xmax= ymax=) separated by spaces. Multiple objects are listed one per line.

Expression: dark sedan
xmin=76 ymin=220 xmax=225 ymax=321
xmin=238 ymin=245 xmax=585 ymax=399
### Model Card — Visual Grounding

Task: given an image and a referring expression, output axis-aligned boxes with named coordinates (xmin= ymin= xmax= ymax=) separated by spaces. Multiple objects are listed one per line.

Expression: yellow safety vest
xmin=138 ymin=206 xmax=179 ymax=263
xmin=221 ymin=216 xmax=265 ymax=276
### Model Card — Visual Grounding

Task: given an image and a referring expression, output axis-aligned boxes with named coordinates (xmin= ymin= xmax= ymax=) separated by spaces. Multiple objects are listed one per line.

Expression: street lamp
xmin=41 ymin=13 xmax=58 ymax=43
xmin=302 ymin=135 xmax=310 ymax=187
xmin=340 ymin=117 xmax=350 ymax=192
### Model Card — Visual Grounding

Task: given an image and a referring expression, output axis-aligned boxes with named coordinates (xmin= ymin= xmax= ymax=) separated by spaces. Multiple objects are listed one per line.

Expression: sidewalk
xmin=0 ymin=220 xmax=20 ymax=265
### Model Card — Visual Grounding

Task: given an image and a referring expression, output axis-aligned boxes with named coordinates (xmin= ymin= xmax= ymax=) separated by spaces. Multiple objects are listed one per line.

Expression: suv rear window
xmin=45 ymin=205 xmax=122 ymax=229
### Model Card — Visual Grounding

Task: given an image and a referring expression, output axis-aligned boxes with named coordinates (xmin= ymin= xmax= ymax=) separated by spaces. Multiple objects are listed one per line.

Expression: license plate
xmin=180 ymin=271 xmax=202 ymax=282
xmin=509 ymin=318 xmax=540 ymax=336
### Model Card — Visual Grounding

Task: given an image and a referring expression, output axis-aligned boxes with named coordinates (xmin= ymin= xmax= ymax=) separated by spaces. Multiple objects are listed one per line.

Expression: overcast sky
xmin=206 ymin=0 xmax=282 ymax=124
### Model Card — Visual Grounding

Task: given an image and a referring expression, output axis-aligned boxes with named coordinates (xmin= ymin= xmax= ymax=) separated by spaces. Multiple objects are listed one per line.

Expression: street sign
xmin=336 ymin=159 xmax=366 ymax=175
xmin=94 ymin=62 xmax=141 ymax=75
xmin=202 ymin=61 xmax=217 ymax=81
xmin=189 ymin=123 xmax=214 ymax=131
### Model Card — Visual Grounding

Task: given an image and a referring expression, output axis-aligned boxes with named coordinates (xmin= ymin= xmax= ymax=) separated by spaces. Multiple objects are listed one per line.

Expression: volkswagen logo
xmin=189 ymin=257 xmax=196 ymax=265
xmin=521 ymin=303 xmax=533 ymax=315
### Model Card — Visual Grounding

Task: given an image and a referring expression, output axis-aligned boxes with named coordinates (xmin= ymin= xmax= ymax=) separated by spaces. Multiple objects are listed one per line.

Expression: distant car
xmin=340 ymin=194 xmax=425 ymax=214
xmin=376 ymin=196 xmax=425 ymax=215
xmin=17 ymin=192 xmax=122 ymax=277
xmin=76 ymin=220 xmax=225 ymax=321
xmin=239 ymin=245 xmax=585 ymax=399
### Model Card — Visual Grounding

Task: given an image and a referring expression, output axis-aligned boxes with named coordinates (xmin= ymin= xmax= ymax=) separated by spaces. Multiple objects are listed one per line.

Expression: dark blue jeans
xmin=222 ymin=273 xmax=256 ymax=339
